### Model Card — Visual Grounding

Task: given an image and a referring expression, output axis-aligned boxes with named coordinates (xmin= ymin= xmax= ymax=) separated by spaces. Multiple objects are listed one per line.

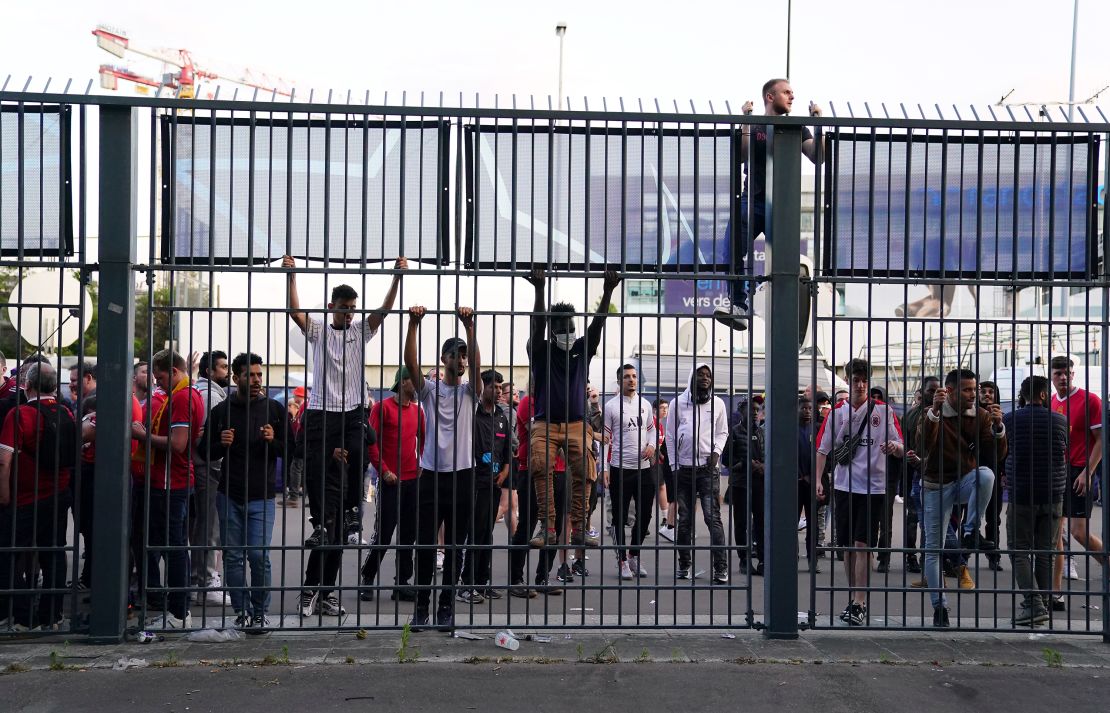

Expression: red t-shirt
xmin=1052 ymin=387 xmax=1103 ymax=468
xmin=143 ymin=386 xmax=205 ymax=490
xmin=0 ymin=397 xmax=73 ymax=506
xmin=366 ymin=397 xmax=425 ymax=481
xmin=516 ymin=395 xmax=566 ymax=473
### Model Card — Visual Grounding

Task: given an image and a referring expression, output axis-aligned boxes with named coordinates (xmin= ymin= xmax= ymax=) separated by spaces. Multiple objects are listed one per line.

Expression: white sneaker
xmin=619 ymin=560 xmax=634 ymax=580
xmin=299 ymin=591 xmax=318 ymax=618
xmin=436 ymin=549 xmax=445 ymax=571
xmin=629 ymin=555 xmax=648 ymax=577
xmin=319 ymin=594 xmax=346 ymax=617
xmin=347 ymin=532 xmax=366 ymax=545
xmin=1066 ymin=557 xmax=1082 ymax=581
xmin=659 ymin=524 xmax=675 ymax=542
xmin=209 ymin=572 xmax=224 ymax=588
xmin=895 ymin=495 xmax=904 ymax=504
xmin=713 ymin=304 xmax=750 ymax=330
xmin=797 ymin=517 xmax=807 ymax=531
xmin=146 ymin=611 xmax=192 ymax=629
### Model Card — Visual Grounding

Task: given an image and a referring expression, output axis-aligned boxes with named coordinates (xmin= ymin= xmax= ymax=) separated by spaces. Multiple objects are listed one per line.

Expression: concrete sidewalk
xmin=2 ymin=628 xmax=1109 ymax=672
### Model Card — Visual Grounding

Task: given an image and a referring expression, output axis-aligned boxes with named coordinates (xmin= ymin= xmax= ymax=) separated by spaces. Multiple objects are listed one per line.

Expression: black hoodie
xmin=207 ymin=391 xmax=289 ymax=502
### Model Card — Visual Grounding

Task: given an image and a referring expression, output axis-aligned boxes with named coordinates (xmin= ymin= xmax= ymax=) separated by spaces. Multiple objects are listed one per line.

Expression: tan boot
xmin=958 ymin=565 xmax=976 ymax=590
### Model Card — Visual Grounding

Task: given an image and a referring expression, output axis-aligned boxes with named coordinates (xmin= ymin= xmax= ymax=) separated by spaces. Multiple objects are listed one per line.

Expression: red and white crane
xmin=93 ymin=24 xmax=294 ymax=98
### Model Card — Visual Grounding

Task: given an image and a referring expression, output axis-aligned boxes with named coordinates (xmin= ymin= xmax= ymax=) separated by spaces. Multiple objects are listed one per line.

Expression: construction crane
xmin=93 ymin=24 xmax=294 ymax=98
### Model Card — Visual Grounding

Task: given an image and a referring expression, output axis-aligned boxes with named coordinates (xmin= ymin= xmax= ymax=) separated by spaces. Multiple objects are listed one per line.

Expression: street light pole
xmin=1068 ymin=0 xmax=1079 ymax=122
xmin=556 ymin=22 xmax=567 ymax=110
xmin=786 ymin=0 xmax=792 ymax=78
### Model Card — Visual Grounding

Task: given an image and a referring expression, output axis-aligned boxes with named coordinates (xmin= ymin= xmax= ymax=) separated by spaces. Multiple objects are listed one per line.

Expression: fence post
xmin=89 ymin=105 xmax=138 ymax=643
xmin=762 ymin=123 xmax=802 ymax=639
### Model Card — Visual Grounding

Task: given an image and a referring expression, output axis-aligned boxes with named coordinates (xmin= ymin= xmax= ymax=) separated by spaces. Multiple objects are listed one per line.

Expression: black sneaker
xmin=359 ymin=587 xmax=375 ymax=602
xmin=933 ymin=604 xmax=950 ymax=628
xmin=435 ymin=605 xmax=454 ymax=631
xmin=1050 ymin=595 xmax=1067 ymax=612
xmin=739 ymin=560 xmax=764 ymax=576
xmin=846 ymin=603 xmax=867 ymax=626
xmin=905 ymin=554 xmax=922 ymax=574
xmin=712 ymin=569 xmax=729 ymax=585
xmin=556 ymin=563 xmax=575 ymax=583
xmin=838 ymin=603 xmax=852 ymax=623
xmin=875 ymin=560 xmax=890 ymax=574
xmin=391 ymin=587 xmax=416 ymax=602
xmin=508 ymin=583 xmax=537 ymax=599
xmin=305 ymin=525 xmax=326 ymax=548
xmin=535 ymin=578 xmax=563 ymax=596
xmin=571 ymin=560 xmax=589 ymax=578
xmin=482 ymin=587 xmax=503 ymax=600
xmin=987 ymin=555 xmax=1004 ymax=572
xmin=410 ymin=609 xmax=430 ymax=629
xmin=961 ymin=532 xmax=996 ymax=552
xmin=676 ymin=567 xmax=691 ymax=580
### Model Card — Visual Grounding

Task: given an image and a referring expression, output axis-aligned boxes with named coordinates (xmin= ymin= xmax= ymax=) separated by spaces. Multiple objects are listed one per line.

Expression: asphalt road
xmin=5 ymin=662 xmax=1106 ymax=713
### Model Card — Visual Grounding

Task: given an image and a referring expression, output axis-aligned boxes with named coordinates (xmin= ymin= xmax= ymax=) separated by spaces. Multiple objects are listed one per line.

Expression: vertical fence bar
xmin=762 ymin=124 xmax=802 ymax=639
xmin=90 ymin=105 xmax=138 ymax=642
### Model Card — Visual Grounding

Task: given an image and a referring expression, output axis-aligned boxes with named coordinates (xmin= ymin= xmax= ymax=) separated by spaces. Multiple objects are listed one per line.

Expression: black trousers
xmin=798 ymin=479 xmax=814 ymax=560
xmin=676 ymin=467 xmax=727 ymax=572
xmin=302 ymin=470 xmax=346 ymax=597
xmin=414 ymin=469 xmax=475 ymax=612
xmin=302 ymin=408 xmax=366 ymax=529
xmin=730 ymin=479 xmax=765 ymax=563
xmin=610 ymin=466 xmax=657 ymax=560
xmin=360 ymin=477 xmax=418 ymax=587
xmin=0 ymin=492 xmax=71 ymax=628
xmin=509 ymin=468 xmax=567 ymax=584
xmin=463 ymin=479 xmax=503 ymax=587
xmin=74 ymin=461 xmax=95 ymax=586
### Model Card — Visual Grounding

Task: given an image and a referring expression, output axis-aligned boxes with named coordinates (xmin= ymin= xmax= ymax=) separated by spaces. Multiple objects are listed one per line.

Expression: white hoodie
xmin=665 ymin=362 xmax=730 ymax=469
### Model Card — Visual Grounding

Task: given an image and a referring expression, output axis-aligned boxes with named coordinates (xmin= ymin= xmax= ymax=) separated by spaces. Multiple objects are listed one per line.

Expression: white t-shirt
xmin=603 ymin=394 xmax=656 ymax=470
xmin=303 ymin=317 xmax=377 ymax=412
xmin=417 ymin=378 xmax=477 ymax=473
xmin=816 ymin=399 xmax=903 ymax=495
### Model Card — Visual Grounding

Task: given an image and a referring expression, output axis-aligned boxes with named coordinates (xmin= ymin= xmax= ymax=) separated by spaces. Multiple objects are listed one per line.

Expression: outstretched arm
xmin=404 ymin=306 xmax=427 ymax=396
xmin=281 ymin=255 xmax=308 ymax=333
xmin=586 ymin=271 xmax=622 ymax=357
xmin=367 ymin=256 xmax=409 ymax=332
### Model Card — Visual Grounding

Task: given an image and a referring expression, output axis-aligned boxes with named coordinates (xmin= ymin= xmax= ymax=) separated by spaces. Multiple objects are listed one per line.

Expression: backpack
xmin=32 ymin=401 xmax=78 ymax=472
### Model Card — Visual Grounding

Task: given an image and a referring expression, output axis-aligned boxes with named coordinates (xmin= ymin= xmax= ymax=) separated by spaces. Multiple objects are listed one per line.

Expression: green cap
xmin=391 ymin=366 xmax=413 ymax=393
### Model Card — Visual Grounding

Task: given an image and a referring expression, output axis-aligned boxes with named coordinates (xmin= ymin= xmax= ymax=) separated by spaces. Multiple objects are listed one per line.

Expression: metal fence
xmin=0 ymin=88 xmax=1107 ymax=643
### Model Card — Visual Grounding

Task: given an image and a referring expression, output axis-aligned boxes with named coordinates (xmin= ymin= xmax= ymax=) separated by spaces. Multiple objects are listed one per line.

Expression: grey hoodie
xmin=193 ymin=377 xmax=227 ymax=468
xmin=664 ymin=362 xmax=730 ymax=469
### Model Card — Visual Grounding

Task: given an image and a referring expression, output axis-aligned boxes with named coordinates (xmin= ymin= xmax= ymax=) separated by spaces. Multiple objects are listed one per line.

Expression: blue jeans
xmin=217 ymin=494 xmax=276 ymax=616
xmin=922 ymin=467 xmax=995 ymax=608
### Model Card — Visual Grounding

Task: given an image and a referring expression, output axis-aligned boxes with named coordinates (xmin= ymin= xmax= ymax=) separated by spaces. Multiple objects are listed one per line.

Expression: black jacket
xmin=724 ymin=416 xmax=763 ymax=488
xmin=1002 ymin=405 xmax=1068 ymax=506
xmin=207 ymin=392 xmax=289 ymax=502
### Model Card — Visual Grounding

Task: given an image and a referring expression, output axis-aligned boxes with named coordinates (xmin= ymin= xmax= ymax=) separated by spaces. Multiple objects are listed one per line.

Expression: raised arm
xmin=281 ymin=255 xmax=308 ymax=333
xmin=367 ymin=256 xmax=409 ymax=333
xmin=739 ymin=100 xmax=754 ymax=163
xmin=801 ymin=102 xmax=825 ymax=166
xmin=586 ymin=271 xmax=622 ymax=357
xmin=524 ymin=267 xmax=547 ymax=350
xmin=405 ymin=306 xmax=427 ymax=396
xmin=457 ymin=307 xmax=480 ymax=390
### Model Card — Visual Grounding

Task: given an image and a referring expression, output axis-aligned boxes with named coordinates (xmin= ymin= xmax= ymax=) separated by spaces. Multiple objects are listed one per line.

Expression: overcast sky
xmin=4 ymin=0 xmax=1109 ymax=116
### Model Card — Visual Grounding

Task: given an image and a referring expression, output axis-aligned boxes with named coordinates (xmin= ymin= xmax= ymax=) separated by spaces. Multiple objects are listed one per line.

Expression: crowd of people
xmin=0 ymin=76 xmax=1105 ymax=634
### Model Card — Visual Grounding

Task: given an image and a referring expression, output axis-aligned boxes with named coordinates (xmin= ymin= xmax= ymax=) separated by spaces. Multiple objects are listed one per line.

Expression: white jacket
xmin=664 ymin=362 xmax=729 ymax=469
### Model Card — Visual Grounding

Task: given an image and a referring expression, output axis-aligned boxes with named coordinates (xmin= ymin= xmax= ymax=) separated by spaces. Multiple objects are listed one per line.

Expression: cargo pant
xmin=529 ymin=420 xmax=595 ymax=538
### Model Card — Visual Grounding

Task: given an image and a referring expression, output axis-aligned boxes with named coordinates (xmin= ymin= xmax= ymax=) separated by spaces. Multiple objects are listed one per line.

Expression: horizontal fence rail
xmin=0 ymin=90 xmax=1106 ymax=643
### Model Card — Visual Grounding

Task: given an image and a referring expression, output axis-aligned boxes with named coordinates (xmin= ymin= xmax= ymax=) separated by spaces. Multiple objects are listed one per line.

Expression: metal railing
xmin=0 ymin=88 xmax=1107 ymax=643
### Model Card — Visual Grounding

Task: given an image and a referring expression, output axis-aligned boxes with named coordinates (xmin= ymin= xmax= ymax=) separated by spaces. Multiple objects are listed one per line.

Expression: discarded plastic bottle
xmin=494 ymin=630 xmax=519 ymax=651
xmin=136 ymin=631 xmax=163 ymax=644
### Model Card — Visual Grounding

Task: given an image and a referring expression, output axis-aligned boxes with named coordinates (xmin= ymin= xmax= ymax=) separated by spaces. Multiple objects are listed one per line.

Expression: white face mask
xmin=553 ymin=332 xmax=576 ymax=351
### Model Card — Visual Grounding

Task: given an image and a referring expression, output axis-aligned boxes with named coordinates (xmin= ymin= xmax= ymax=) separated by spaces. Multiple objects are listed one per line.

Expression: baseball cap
xmin=292 ymin=386 xmax=306 ymax=398
xmin=390 ymin=366 xmax=413 ymax=393
xmin=441 ymin=337 xmax=467 ymax=356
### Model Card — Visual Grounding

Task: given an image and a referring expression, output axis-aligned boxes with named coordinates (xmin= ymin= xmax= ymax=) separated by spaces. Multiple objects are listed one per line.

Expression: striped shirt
xmin=303 ymin=317 xmax=377 ymax=412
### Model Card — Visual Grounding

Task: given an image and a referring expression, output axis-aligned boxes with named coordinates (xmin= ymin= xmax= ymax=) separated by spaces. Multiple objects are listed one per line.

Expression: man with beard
xmin=665 ymin=363 xmax=730 ymax=584
xmin=206 ymin=352 xmax=288 ymax=630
